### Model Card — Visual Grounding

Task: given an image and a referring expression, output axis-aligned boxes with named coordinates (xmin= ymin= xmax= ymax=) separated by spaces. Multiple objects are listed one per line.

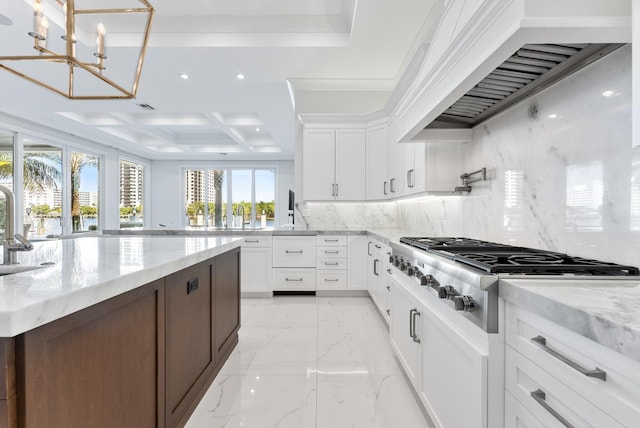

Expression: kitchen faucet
xmin=0 ymin=185 xmax=34 ymax=264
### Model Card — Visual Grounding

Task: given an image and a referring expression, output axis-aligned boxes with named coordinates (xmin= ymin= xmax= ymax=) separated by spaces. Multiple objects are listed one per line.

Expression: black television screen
xmin=288 ymin=189 xmax=295 ymax=211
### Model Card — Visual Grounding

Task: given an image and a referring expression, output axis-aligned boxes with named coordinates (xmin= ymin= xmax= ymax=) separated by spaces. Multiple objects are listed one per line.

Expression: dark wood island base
xmin=0 ymin=247 xmax=240 ymax=428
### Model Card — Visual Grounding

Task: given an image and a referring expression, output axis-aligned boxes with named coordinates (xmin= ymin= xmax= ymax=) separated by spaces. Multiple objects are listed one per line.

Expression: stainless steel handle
xmin=335 ymin=183 xmax=339 ymax=197
xmin=384 ymin=181 xmax=388 ymax=195
xmin=286 ymin=250 xmax=304 ymax=254
xmin=386 ymin=268 xmax=392 ymax=274
xmin=367 ymin=241 xmax=372 ymax=256
xmin=244 ymin=239 xmax=259 ymax=243
xmin=374 ymin=244 xmax=381 ymax=249
xmin=331 ymin=183 xmax=336 ymax=197
xmin=324 ymin=250 xmax=340 ymax=254
xmin=324 ymin=239 xmax=339 ymax=242
xmin=324 ymin=262 xmax=340 ymax=266
xmin=373 ymin=259 xmax=380 ymax=276
xmin=324 ymin=278 xmax=339 ymax=282
xmin=530 ymin=389 xmax=574 ymax=428
xmin=390 ymin=178 xmax=396 ymax=193
xmin=386 ymin=285 xmax=391 ymax=291
xmin=407 ymin=170 xmax=411 ymax=188
xmin=285 ymin=278 xmax=304 ymax=282
xmin=386 ymin=309 xmax=391 ymax=315
xmin=411 ymin=309 xmax=421 ymax=343
xmin=410 ymin=169 xmax=415 ymax=187
xmin=531 ymin=336 xmax=606 ymax=381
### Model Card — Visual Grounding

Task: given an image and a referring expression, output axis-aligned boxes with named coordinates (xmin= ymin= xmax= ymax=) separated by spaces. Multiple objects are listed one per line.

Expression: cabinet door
xmin=386 ymin=138 xmax=402 ymax=197
xmin=390 ymin=279 xmax=421 ymax=388
xmin=214 ymin=248 xmax=241 ymax=361
xmin=347 ymin=235 xmax=367 ymax=291
xmin=166 ymin=261 xmax=214 ymax=426
xmin=426 ymin=141 xmax=462 ymax=192
xmin=18 ymin=280 xmax=164 ymax=428
xmin=365 ymin=125 xmax=389 ymax=200
xmin=303 ymin=129 xmax=336 ymax=200
xmin=241 ymin=247 xmax=272 ymax=292
xmin=335 ymin=129 xmax=366 ymax=200
xmin=419 ymin=303 xmax=487 ymax=428
xmin=411 ymin=142 xmax=426 ymax=193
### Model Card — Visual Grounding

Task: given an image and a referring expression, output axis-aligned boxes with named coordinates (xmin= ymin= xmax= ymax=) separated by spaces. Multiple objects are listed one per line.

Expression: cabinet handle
xmin=386 ymin=268 xmax=392 ymax=274
xmin=373 ymin=259 xmax=379 ymax=276
xmin=374 ymin=244 xmax=381 ymax=249
xmin=410 ymin=169 xmax=415 ymax=187
xmin=335 ymin=183 xmax=339 ymax=197
xmin=286 ymin=250 xmax=304 ymax=254
xmin=367 ymin=241 xmax=372 ymax=256
xmin=531 ymin=336 xmax=606 ymax=381
xmin=285 ymin=278 xmax=304 ymax=282
xmin=324 ymin=250 xmax=340 ymax=254
xmin=324 ymin=262 xmax=340 ymax=266
xmin=530 ymin=389 xmax=575 ymax=428
xmin=324 ymin=278 xmax=339 ymax=282
xmin=386 ymin=285 xmax=391 ymax=291
xmin=244 ymin=239 xmax=259 ymax=243
xmin=390 ymin=178 xmax=396 ymax=193
xmin=386 ymin=309 xmax=391 ymax=315
xmin=324 ymin=239 xmax=339 ymax=242
xmin=409 ymin=309 xmax=421 ymax=343
xmin=384 ymin=181 xmax=388 ymax=195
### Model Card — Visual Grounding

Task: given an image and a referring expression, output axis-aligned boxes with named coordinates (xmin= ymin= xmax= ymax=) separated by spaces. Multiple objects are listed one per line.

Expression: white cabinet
xmin=402 ymin=142 xmax=426 ymax=194
xmin=315 ymin=235 xmax=348 ymax=291
xmin=346 ymin=235 xmax=367 ymax=291
xmin=366 ymin=238 xmax=391 ymax=323
xmin=302 ymin=128 xmax=365 ymax=201
xmin=272 ymin=236 xmax=316 ymax=291
xmin=390 ymin=276 xmax=422 ymax=388
xmin=505 ymin=302 xmax=640 ymax=427
xmin=365 ymin=125 xmax=388 ymax=200
xmin=240 ymin=236 xmax=272 ymax=294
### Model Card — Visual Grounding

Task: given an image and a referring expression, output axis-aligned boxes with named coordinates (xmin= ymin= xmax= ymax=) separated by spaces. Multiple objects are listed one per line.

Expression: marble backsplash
xmin=309 ymin=45 xmax=638 ymax=268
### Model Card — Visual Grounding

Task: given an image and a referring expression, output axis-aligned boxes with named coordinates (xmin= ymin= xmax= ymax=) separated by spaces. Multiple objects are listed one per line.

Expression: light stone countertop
xmin=500 ymin=278 xmax=640 ymax=363
xmin=0 ymin=235 xmax=242 ymax=337
xmin=102 ymin=227 xmax=370 ymax=236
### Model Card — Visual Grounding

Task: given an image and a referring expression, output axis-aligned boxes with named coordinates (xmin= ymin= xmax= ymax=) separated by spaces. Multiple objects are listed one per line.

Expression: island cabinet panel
xmin=0 ymin=338 xmax=17 ymax=428
xmin=165 ymin=261 xmax=214 ymax=428
xmin=214 ymin=248 xmax=241 ymax=361
xmin=16 ymin=279 xmax=165 ymax=428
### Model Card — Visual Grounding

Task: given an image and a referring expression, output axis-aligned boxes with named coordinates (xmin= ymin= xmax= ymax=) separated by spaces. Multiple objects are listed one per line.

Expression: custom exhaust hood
xmin=426 ymin=43 xmax=626 ymax=129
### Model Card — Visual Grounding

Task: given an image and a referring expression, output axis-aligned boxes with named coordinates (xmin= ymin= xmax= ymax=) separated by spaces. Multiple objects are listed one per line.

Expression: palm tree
xmin=213 ymin=169 xmax=223 ymax=227
xmin=0 ymin=151 xmax=61 ymax=192
xmin=70 ymin=153 xmax=98 ymax=232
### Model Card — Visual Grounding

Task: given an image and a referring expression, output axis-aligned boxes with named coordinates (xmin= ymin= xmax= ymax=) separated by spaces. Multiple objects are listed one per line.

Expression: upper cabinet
xmin=365 ymin=124 xmax=388 ymax=200
xmin=303 ymin=127 xmax=366 ymax=201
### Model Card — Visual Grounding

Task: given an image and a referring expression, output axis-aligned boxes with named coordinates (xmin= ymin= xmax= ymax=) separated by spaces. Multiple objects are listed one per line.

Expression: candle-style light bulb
xmin=96 ymin=23 xmax=106 ymax=57
xmin=29 ymin=0 xmax=44 ymax=39
xmin=39 ymin=16 xmax=49 ymax=45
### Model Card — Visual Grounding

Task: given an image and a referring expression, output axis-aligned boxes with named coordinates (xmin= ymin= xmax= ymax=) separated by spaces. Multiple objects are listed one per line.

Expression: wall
xmin=149 ymin=160 xmax=294 ymax=228
xmin=398 ymin=45 xmax=637 ymax=266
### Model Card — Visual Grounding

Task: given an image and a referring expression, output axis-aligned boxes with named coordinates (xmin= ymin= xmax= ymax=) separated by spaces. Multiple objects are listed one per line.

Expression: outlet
xmin=187 ymin=277 xmax=199 ymax=294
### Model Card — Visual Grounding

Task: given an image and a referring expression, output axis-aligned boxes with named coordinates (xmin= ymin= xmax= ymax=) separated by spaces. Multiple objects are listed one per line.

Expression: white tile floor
xmin=185 ymin=296 xmax=432 ymax=428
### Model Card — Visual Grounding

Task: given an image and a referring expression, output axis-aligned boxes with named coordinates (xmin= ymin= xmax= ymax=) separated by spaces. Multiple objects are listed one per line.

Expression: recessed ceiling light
xmin=255 ymin=127 xmax=260 ymax=132
xmin=236 ymin=73 xmax=245 ymax=80
xmin=602 ymin=90 xmax=618 ymax=97
xmin=178 ymin=73 xmax=189 ymax=80
xmin=548 ymin=114 xmax=559 ymax=119
xmin=0 ymin=14 xmax=13 ymax=26
xmin=220 ymin=153 xmax=228 ymax=155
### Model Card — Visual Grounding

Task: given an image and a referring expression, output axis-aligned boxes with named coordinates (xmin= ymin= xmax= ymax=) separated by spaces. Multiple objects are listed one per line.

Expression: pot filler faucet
xmin=0 ymin=184 xmax=34 ymax=264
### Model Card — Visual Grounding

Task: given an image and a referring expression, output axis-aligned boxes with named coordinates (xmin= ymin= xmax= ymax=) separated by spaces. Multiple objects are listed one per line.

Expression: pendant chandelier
xmin=0 ymin=0 xmax=154 ymax=100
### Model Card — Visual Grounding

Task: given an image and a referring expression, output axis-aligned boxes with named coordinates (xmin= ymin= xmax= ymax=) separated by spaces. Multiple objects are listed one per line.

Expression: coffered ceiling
xmin=0 ymin=0 xmax=439 ymax=160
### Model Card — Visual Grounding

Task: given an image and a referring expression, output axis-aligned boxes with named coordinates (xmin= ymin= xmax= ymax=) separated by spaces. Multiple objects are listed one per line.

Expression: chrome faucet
xmin=237 ymin=205 xmax=245 ymax=231
xmin=0 ymin=185 xmax=34 ymax=264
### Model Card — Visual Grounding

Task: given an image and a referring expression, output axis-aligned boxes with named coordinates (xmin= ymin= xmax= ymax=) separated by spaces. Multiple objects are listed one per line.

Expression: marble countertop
xmin=102 ymin=227 xmax=371 ymax=236
xmin=500 ymin=278 xmax=640 ymax=363
xmin=0 ymin=235 xmax=242 ymax=337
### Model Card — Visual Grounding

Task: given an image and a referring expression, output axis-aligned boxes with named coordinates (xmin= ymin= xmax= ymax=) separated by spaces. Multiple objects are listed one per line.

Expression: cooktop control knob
xmin=394 ymin=257 xmax=401 ymax=267
xmin=407 ymin=266 xmax=415 ymax=276
xmin=438 ymin=285 xmax=457 ymax=299
xmin=388 ymin=255 xmax=394 ymax=263
xmin=454 ymin=295 xmax=476 ymax=312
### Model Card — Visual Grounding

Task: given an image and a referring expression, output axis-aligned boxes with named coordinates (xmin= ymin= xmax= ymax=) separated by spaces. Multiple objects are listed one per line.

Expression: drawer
xmin=316 ymin=258 xmax=347 ymax=270
xmin=317 ymin=235 xmax=347 ymax=246
xmin=505 ymin=390 xmax=546 ymax=428
xmin=240 ymin=236 xmax=272 ymax=248
xmin=317 ymin=246 xmax=347 ymax=258
xmin=316 ymin=270 xmax=347 ymax=290
xmin=272 ymin=236 xmax=316 ymax=267
xmin=506 ymin=303 xmax=640 ymax=426
xmin=272 ymin=268 xmax=316 ymax=291
xmin=505 ymin=346 xmax=623 ymax=428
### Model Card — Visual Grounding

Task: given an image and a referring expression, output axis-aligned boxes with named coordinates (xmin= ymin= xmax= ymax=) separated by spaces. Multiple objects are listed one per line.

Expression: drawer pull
xmin=386 ymin=285 xmax=391 ymax=291
xmin=324 ymin=250 xmax=340 ymax=254
xmin=531 ymin=336 xmax=607 ymax=381
xmin=244 ymin=239 xmax=259 ymax=243
xmin=285 ymin=278 xmax=304 ymax=282
xmin=374 ymin=244 xmax=381 ymax=249
xmin=386 ymin=268 xmax=392 ymax=274
xmin=285 ymin=250 xmax=304 ymax=254
xmin=530 ymin=389 xmax=575 ymax=428
xmin=324 ymin=239 xmax=339 ymax=242
xmin=324 ymin=262 xmax=340 ymax=266
xmin=324 ymin=278 xmax=339 ymax=282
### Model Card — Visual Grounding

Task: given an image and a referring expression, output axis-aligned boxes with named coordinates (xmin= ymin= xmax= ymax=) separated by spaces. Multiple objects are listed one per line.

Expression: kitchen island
xmin=0 ymin=235 xmax=242 ymax=428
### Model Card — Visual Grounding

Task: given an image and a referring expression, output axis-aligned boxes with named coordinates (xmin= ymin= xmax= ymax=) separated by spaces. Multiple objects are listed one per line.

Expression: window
xmin=119 ymin=160 xmax=144 ymax=228
xmin=184 ymin=168 xmax=275 ymax=228
xmin=71 ymin=151 xmax=100 ymax=233
xmin=23 ymin=141 xmax=62 ymax=239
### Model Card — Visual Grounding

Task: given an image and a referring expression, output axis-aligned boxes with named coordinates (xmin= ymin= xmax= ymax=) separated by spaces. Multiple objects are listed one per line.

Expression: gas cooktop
xmin=399 ymin=237 xmax=640 ymax=276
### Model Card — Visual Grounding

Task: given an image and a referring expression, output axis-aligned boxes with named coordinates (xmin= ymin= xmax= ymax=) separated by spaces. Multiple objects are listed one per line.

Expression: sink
xmin=0 ymin=262 xmax=53 ymax=276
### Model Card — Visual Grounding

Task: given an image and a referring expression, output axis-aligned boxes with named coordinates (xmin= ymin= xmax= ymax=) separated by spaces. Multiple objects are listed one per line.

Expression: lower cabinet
xmin=3 ymin=247 xmax=240 ymax=428
xmin=240 ymin=237 xmax=272 ymax=293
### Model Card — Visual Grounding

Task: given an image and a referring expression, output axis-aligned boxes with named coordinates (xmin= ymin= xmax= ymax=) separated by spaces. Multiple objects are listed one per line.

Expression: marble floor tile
xmin=316 ymin=373 xmax=430 ymax=428
xmin=317 ymin=296 xmax=383 ymax=326
xmin=220 ymin=326 xmax=318 ymax=375
xmin=185 ymin=374 xmax=317 ymax=428
xmin=317 ymin=325 xmax=402 ymax=375
xmin=242 ymin=296 xmax=319 ymax=327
